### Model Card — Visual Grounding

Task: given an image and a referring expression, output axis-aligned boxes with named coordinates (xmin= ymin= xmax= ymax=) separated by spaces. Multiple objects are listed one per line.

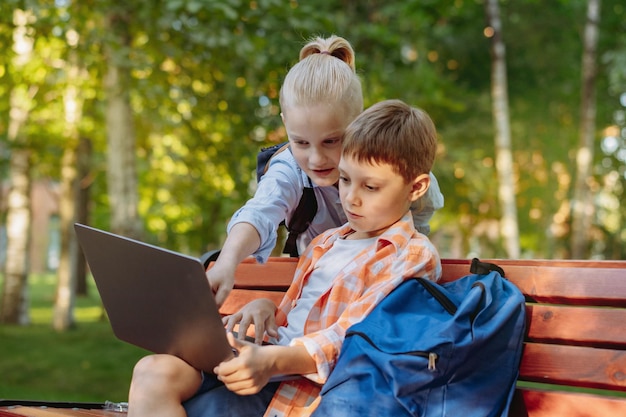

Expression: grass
xmin=0 ymin=273 xmax=148 ymax=403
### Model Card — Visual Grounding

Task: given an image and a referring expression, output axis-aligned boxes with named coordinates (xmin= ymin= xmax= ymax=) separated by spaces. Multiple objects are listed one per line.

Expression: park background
xmin=0 ymin=0 xmax=625 ymax=404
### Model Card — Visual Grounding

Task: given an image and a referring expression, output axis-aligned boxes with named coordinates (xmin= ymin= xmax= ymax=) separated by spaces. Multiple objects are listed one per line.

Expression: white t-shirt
xmin=275 ymin=235 xmax=378 ymax=345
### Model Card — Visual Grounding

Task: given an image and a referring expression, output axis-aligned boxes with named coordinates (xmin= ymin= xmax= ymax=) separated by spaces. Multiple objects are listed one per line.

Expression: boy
xmin=127 ymin=99 xmax=442 ymax=417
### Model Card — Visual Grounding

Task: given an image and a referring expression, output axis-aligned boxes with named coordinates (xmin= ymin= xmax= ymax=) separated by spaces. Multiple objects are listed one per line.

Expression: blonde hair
xmin=342 ymin=99 xmax=437 ymax=183
xmin=279 ymin=35 xmax=363 ymax=120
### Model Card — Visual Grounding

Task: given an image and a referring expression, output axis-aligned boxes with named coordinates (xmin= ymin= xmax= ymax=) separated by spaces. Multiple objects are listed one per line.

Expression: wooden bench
xmin=2 ymin=257 xmax=626 ymax=417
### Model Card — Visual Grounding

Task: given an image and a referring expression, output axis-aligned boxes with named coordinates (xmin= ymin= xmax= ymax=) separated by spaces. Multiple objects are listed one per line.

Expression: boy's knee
xmin=132 ymin=355 xmax=180 ymax=390
xmin=130 ymin=354 xmax=202 ymax=401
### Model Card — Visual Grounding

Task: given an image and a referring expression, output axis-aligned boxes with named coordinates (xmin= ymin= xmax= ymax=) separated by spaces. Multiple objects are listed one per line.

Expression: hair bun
xmin=299 ymin=35 xmax=356 ymax=72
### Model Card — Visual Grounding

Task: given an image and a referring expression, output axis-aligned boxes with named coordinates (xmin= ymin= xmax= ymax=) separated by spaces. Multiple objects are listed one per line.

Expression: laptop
xmin=74 ymin=223 xmax=234 ymax=373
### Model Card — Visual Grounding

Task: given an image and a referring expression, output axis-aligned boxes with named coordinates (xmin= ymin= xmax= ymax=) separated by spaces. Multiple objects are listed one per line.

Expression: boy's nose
xmin=344 ymin=187 xmax=359 ymax=206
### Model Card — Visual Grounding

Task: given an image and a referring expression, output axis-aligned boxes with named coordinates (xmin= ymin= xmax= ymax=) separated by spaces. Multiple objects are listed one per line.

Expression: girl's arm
xmin=207 ymin=153 xmax=306 ymax=306
xmin=206 ymin=222 xmax=261 ymax=307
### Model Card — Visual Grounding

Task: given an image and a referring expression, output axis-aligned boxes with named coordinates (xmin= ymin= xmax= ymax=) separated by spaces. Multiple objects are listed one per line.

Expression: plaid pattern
xmin=264 ymin=212 xmax=441 ymax=417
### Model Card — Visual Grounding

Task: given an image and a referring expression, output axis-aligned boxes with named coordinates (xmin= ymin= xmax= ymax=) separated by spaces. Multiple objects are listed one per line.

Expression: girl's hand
xmin=222 ymin=298 xmax=278 ymax=344
xmin=206 ymin=264 xmax=235 ymax=308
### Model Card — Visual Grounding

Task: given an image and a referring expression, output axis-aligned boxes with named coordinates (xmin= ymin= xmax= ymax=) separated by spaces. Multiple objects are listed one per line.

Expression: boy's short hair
xmin=342 ymin=99 xmax=437 ymax=183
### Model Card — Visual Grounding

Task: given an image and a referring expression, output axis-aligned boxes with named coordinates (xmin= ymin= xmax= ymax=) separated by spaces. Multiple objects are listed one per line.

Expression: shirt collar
xmin=318 ymin=211 xmax=417 ymax=254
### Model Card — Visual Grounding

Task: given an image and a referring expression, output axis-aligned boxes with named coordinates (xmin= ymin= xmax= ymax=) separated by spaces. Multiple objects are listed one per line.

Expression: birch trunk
xmin=104 ymin=11 xmax=141 ymax=239
xmin=485 ymin=0 xmax=520 ymax=258
xmin=75 ymin=137 xmax=92 ymax=296
xmin=0 ymin=9 xmax=35 ymax=325
xmin=571 ymin=0 xmax=601 ymax=259
xmin=53 ymin=51 xmax=84 ymax=331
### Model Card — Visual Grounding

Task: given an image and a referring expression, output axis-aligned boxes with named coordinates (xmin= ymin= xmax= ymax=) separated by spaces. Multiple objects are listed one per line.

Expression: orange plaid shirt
xmin=263 ymin=211 xmax=441 ymax=417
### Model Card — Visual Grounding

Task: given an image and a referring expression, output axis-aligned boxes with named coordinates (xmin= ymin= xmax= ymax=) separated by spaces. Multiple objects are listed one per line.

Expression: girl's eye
xmin=365 ymin=185 xmax=377 ymax=191
xmin=339 ymin=176 xmax=349 ymax=183
xmin=324 ymin=138 xmax=342 ymax=147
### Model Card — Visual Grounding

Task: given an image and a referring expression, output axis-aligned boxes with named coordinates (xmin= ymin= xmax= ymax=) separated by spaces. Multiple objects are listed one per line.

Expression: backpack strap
xmin=256 ymin=142 xmax=319 ymax=257
xmin=257 ymin=142 xmax=290 ymax=183
xmin=470 ymin=257 xmax=506 ymax=277
xmin=283 ymin=177 xmax=318 ymax=257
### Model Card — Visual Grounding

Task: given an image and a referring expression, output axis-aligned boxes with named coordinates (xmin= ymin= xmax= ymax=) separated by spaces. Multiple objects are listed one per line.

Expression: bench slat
xmin=219 ymin=289 xmax=284 ymax=316
xmin=440 ymin=261 xmax=626 ymax=306
xmin=0 ymin=407 xmax=120 ymax=416
xmin=227 ymin=258 xmax=626 ymax=306
xmin=526 ymin=304 xmax=626 ymax=348
xmin=519 ymin=343 xmax=626 ymax=391
xmin=510 ymin=388 xmax=626 ymax=417
xmin=230 ymin=258 xmax=298 ymax=290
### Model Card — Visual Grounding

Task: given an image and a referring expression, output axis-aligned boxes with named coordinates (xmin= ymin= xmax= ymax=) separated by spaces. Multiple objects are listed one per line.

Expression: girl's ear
xmin=409 ymin=173 xmax=431 ymax=202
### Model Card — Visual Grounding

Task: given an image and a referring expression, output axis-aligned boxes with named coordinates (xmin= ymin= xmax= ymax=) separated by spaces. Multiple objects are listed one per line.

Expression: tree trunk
xmin=1 ymin=150 xmax=32 ymax=325
xmin=53 ymin=53 xmax=84 ymax=331
xmin=0 ymin=9 xmax=36 ymax=325
xmin=53 ymin=145 xmax=78 ymax=330
xmin=75 ymin=137 xmax=92 ymax=296
xmin=571 ymin=0 xmax=601 ymax=259
xmin=104 ymin=10 xmax=141 ymax=239
xmin=485 ymin=0 xmax=520 ymax=258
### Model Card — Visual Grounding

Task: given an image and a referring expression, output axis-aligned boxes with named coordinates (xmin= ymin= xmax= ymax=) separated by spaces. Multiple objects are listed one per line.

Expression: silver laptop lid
xmin=74 ymin=223 xmax=233 ymax=373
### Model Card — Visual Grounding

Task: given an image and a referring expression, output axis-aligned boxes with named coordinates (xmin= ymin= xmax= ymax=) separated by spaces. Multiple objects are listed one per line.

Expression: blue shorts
xmin=183 ymin=371 xmax=281 ymax=417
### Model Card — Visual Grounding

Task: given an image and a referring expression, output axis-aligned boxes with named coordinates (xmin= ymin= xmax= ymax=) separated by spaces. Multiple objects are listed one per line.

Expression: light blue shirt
xmin=227 ymin=149 xmax=444 ymax=263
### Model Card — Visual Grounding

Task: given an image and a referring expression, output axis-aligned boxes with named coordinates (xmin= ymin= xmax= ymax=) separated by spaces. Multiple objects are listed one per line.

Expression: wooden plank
xmin=440 ymin=260 xmax=626 ymax=306
xmin=218 ymin=289 xmax=283 ymax=316
xmin=509 ymin=388 xmax=626 ymax=417
xmin=209 ymin=257 xmax=297 ymax=290
xmin=526 ymin=304 xmax=626 ymax=348
xmin=441 ymin=258 xmax=626 ymax=269
xmin=518 ymin=343 xmax=626 ymax=391
xmin=226 ymin=259 xmax=626 ymax=305
xmin=0 ymin=408 xmax=121 ymax=417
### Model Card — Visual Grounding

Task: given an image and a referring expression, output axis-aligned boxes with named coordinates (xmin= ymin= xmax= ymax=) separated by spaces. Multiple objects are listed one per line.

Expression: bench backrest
xmin=217 ymin=257 xmax=626 ymax=417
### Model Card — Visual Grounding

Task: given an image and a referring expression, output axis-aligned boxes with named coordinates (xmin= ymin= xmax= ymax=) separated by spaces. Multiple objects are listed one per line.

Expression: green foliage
xmin=1 ymin=0 xmax=624 ymax=259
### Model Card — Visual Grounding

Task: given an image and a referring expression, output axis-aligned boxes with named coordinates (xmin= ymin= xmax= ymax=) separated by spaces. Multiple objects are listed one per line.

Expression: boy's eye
xmin=365 ymin=185 xmax=378 ymax=191
xmin=339 ymin=176 xmax=349 ymax=183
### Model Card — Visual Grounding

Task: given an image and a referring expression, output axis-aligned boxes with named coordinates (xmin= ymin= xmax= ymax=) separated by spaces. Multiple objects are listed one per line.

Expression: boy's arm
xmin=214 ymin=333 xmax=316 ymax=395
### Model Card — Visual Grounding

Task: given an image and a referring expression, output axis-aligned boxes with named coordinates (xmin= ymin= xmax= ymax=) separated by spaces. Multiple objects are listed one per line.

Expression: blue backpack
xmin=312 ymin=259 xmax=526 ymax=417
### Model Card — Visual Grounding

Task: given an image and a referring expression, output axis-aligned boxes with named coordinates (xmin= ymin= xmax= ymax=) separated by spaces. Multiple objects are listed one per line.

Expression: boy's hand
xmin=222 ymin=298 xmax=278 ymax=344
xmin=214 ymin=332 xmax=278 ymax=395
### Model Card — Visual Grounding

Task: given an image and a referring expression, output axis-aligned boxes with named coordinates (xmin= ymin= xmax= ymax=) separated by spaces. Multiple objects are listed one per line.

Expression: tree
xmin=571 ymin=0 xmax=601 ymax=259
xmin=53 ymin=48 xmax=85 ymax=331
xmin=103 ymin=4 xmax=141 ymax=239
xmin=0 ymin=8 xmax=36 ymax=325
xmin=484 ymin=0 xmax=520 ymax=258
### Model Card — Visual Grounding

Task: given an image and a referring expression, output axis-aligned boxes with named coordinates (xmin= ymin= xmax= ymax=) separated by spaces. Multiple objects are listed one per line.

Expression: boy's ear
xmin=409 ymin=173 xmax=431 ymax=202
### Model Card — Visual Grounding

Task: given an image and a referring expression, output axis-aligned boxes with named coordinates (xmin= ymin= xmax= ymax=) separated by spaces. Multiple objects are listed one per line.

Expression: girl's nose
xmin=309 ymin=147 xmax=326 ymax=166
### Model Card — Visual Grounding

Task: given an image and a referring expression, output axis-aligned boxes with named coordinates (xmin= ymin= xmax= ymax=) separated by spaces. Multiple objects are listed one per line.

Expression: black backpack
xmin=256 ymin=142 xmax=318 ymax=257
